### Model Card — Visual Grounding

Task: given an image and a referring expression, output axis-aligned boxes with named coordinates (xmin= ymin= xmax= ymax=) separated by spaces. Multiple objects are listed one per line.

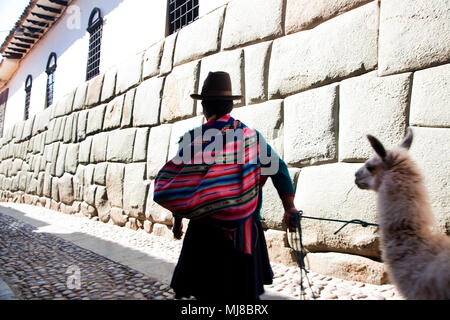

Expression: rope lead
xmin=290 ymin=210 xmax=378 ymax=300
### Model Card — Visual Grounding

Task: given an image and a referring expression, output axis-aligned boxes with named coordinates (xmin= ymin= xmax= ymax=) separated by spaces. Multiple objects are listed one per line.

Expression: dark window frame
xmin=24 ymin=74 xmax=32 ymax=120
xmin=168 ymin=0 xmax=199 ymax=35
xmin=45 ymin=52 xmax=57 ymax=108
xmin=86 ymin=7 xmax=103 ymax=81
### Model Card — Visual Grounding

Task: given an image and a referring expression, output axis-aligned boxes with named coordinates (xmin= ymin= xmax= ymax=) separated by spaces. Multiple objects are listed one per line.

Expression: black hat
xmin=190 ymin=71 xmax=242 ymax=100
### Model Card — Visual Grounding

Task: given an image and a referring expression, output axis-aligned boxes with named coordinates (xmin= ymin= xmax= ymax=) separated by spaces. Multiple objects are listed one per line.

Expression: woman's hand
xmin=284 ymin=209 xmax=299 ymax=232
xmin=281 ymin=196 xmax=299 ymax=232
xmin=172 ymin=216 xmax=183 ymax=240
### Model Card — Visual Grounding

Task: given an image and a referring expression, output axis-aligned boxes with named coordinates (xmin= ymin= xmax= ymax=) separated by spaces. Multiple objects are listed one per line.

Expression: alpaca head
xmin=355 ymin=129 xmax=413 ymax=191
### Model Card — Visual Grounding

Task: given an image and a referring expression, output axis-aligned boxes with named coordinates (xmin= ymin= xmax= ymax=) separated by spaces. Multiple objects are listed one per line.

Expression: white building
xmin=0 ymin=0 xmax=228 ymax=135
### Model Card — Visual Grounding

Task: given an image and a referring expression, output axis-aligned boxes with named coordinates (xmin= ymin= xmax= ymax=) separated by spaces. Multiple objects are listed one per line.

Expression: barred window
xmin=45 ymin=52 xmax=57 ymax=108
xmin=24 ymin=75 xmax=32 ymax=120
xmin=168 ymin=0 xmax=199 ymax=35
xmin=86 ymin=8 xmax=103 ymax=81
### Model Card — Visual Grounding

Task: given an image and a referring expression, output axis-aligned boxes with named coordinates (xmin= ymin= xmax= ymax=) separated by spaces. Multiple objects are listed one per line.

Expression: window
xmin=45 ymin=52 xmax=57 ymax=108
xmin=168 ymin=0 xmax=199 ymax=35
xmin=0 ymin=89 xmax=8 ymax=137
xmin=24 ymin=75 xmax=32 ymax=120
xmin=86 ymin=8 xmax=103 ymax=81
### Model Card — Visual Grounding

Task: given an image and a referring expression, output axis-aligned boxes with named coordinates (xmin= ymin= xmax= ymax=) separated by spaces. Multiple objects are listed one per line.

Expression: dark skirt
xmin=170 ymin=217 xmax=274 ymax=301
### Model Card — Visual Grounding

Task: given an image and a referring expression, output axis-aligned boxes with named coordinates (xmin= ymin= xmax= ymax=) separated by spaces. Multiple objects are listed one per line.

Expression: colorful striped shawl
xmin=153 ymin=114 xmax=261 ymax=254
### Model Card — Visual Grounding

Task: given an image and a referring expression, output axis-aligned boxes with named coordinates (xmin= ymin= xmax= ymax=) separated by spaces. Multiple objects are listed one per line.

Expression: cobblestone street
xmin=0 ymin=212 xmax=177 ymax=300
xmin=0 ymin=203 xmax=403 ymax=300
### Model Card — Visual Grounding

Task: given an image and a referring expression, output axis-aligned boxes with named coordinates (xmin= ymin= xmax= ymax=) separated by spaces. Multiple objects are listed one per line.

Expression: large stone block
xmin=408 ymin=127 xmax=450 ymax=234
xmin=221 ymin=0 xmax=283 ymax=50
xmin=285 ymin=0 xmax=372 ymax=34
xmin=142 ymin=40 xmax=164 ymax=79
xmin=51 ymin=177 xmax=59 ymax=202
xmin=244 ymin=41 xmax=272 ymax=105
xmin=83 ymin=164 xmax=95 ymax=186
xmin=86 ymin=104 xmax=106 ymax=136
xmin=58 ymin=173 xmax=74 ymax=205
xmin=84 ymin=185 xmax=97 ymax=207
xmin=264 ymin=230 xmax=297 ymax=267
xmin=73 ymin=166 xmax=84 ymax=201
xmin=168 ymin=116 xmax=204 ymax=160
xmin=93 ymin=162 xmax=108 ymax=186
xmin=73 ymin=82 xmax=88 ymax=111
xmin=116 ymin=53 xmax=143 ymax=94
xmin=284 ymin=83 xmax=338 ymax=167
xmin=160 ymin=60 xmax=200 ymax=123
xmin=147 ymin=124 xmax=172 ymax=179
xmin=231 ymin=99 xmax=284 ymax=155
xmin=63 ymin=114 xmax=74 ymax=143
xmin=79 ymin=136 xmax=92 ymax=164
xmin=123 ymin=163 xmax=148 ymax=219
xmin=339 ymin=71 xmax=411 ymax=161
xmin=146 ymin=180 xmax=173 ymax=225
xmin=13 ymin=121 xmax=24 ymax=142
xmin=53 ymin=90 xmax=75 ymax=118
xmin=90 ymin=132 xmax=108 ymax=163
xmin=32 ymin=106 xmax=51 ymax=135
xmin=85 ymin=73 xmax=105 ymax=107
xmin=57 ymin=117 xmax=66 ymax=142
xmin=48 ymin=143 xmax=59 ymax=176
xmin=55 ymin=144 xmax=67 ymax=178
xmin=260 ymin=168 xmax=299 ymax=230
xmin=77 ymin=110 xmax=88 ymax=141
xmin=101 ymin=67 xmax=117 ymax=102
xmin=305 ymin=252 xmax=388 ymax=285
xmin=110 ymin=208 xmax=128 ymax=227
xmin=94 ymin=185 xmax=110 ymax=223
xmin=379 ymin=0 xmax=450 ymax=76
xmin=106 ymin=128 xmax=136 ymax=163
xmin=133 ymin=77 xmax=164 ymax=127
xmin=173 ymin=6 xmax=225 ymax=66
xmin=49 ymin=118 xmax=61 ymax=143
xmin=160 ymin=32 xmax=178 ymax=76
xmin=198 ymin=49 xmax=244 ymax=108
xmin=103 ymin=95 xmax=125 ymax=130
xmin=22 ymin=117 xmax=35 ymax=141
xmin=293 ymin=163 xmax=379 ymax=258
xmin=106 ymin=163 xmax=125 ymax=208
xmin=65 ymin=144 xmax=79 ymax=174
xmin=133 ymin=128 xmax=149 ymax=162
xmin=269 ymin=2 xmax=378 ymax=98
xmin=121 ymin=88 xmax=135 ymax=128
xmin=410 ymin=63 xmax=450 ymax=128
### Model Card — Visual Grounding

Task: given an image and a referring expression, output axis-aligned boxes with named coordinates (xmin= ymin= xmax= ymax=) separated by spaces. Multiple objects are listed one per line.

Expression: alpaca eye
xmin=366 ymin=166 xmax=375 ymax=173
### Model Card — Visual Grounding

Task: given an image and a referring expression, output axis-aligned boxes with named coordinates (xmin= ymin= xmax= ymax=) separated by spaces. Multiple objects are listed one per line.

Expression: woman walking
xmin=154 ymin=71 xmax=298 ymax=300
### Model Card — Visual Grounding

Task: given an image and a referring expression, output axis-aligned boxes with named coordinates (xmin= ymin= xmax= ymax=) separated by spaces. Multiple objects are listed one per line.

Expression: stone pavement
xmin=0 ymin=202 xmax=403 ymax=300
xmin=0 ymin=276 xmax=16 ymax=300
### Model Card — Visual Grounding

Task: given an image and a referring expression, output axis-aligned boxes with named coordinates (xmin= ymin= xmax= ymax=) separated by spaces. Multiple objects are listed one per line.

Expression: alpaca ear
xmin=367 ymin=134 xmax=387 ymax=160
xmin=400 ymin=128 xmax=413 ymax=150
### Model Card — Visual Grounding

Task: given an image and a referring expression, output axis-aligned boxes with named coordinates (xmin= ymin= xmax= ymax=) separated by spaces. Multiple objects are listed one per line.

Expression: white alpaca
xmin=355 ymin=129 xmax=450 ymax=300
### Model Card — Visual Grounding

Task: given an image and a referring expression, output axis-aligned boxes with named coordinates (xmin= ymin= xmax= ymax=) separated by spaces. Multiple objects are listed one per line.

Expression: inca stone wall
xmin=0 ymin=0 xmax=449 ymax=285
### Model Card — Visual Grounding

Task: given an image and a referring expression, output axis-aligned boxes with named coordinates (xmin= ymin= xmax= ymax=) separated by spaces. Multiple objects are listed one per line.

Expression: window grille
xmin=86 ymin=8 xmax=103 ymax=81
xmin=46 ymin=52 xmax=57 ymax=108
xmin=168 ymin=0 xmax=199 ymax=35
xmin=24 ymin=75 xmax=32 ymax=120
